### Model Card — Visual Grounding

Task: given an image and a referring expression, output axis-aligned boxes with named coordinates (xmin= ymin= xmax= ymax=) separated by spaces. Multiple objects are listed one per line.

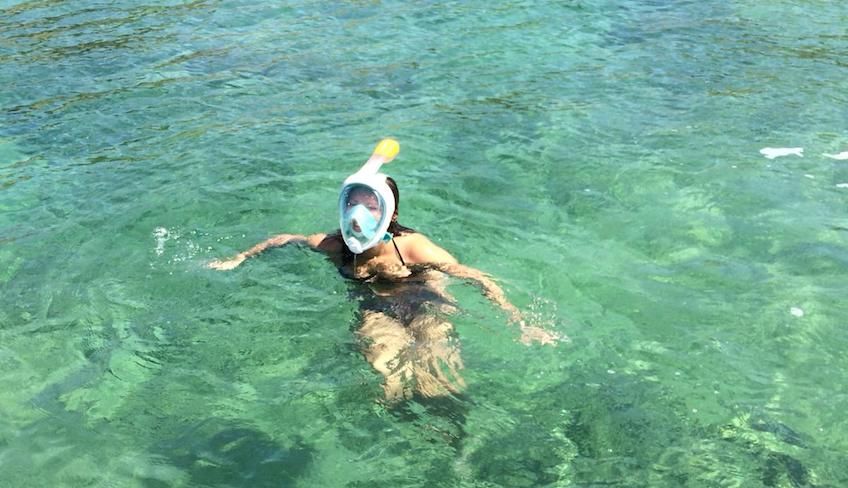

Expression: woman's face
xmin=339 ymin=182 xmax=394 ymax=253
xmin=344 ymin=187 xmax=381 ymax=220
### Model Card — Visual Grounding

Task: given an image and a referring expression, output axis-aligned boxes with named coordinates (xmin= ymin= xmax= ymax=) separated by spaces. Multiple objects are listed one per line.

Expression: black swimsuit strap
xmin=391 ymin=237 xmax=406 ymax=266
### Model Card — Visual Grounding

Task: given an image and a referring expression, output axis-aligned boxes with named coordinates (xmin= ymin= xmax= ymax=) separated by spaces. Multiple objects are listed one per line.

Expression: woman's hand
xmin=510 ymin=312 xmax=560 ymax=346
xmin=207 ymin=253 xmax=246 ymax=270
xmin=518 ymin=323 xmax=560 ymax=346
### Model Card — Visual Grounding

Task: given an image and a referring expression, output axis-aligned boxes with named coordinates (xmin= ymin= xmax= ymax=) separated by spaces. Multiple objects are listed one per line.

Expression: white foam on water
xmin=759 ymin=147 xmax=803 ymax=159
xmin=153 ymin=227 xmax=170 ymax=256
xmin=152 ymin=227 xmax=207 ymax=265
xmin=822 ymin=151 xmax=848 ymax=160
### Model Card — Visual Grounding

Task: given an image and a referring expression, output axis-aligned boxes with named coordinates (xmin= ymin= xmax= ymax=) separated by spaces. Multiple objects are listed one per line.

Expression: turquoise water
xmin=2 ymin=0 xmax=848 ymax=486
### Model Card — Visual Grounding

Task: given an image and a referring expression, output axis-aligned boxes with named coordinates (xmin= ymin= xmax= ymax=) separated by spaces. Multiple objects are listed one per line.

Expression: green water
xmin=2 ymin=0 xmax=847 ymax=486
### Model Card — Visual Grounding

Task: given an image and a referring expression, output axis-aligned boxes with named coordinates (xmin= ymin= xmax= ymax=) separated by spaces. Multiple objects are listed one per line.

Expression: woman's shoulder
xmin=395 ymin=232 xmax=457 ymax=265
xmin=310 ymin=232 xmax=345 ymax=253
xmin=395 ymin=231 xmax=429 ymax=247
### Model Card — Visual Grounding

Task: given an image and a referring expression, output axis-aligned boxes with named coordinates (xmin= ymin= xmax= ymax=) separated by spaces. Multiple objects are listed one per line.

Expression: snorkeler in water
xmin=208 ymin=139 xmax=559 ymax=401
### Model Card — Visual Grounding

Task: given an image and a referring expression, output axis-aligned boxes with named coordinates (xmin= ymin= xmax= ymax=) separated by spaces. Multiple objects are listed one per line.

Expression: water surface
xmin=2 ymin=0 xmax=847 ymax=486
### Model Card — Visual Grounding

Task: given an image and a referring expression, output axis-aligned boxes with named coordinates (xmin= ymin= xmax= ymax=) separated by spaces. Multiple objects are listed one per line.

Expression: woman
xmin=209 ymin=139 xmax=558 ymax=402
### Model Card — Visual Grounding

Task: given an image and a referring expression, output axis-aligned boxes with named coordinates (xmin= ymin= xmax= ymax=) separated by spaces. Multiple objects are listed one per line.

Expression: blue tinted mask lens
xmin=343 ymin=204 xmax=379 ymax=241
xmin=339 ymin=183 xmax=391 ymax=254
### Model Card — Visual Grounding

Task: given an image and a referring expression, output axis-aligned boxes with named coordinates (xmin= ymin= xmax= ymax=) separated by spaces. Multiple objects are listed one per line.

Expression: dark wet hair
xmin=385 ymin=176 xmax=415 ymax=236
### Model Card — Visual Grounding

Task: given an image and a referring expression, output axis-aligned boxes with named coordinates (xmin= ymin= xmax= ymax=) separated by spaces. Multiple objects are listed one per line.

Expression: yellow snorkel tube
xmin=358 ymin=138 xmax=399 ymax=174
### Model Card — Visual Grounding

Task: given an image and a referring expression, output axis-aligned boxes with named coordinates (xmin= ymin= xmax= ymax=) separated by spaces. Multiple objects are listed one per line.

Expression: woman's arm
xmin=403 ymin=234 xmax=558 ymax=345
xmin=432 ymin=262 xmax=521 ymax=321
xmin=208 ymin=233 xmax=327 ymax=270
xmin=437 ymin=262 xmax=560 ymax=345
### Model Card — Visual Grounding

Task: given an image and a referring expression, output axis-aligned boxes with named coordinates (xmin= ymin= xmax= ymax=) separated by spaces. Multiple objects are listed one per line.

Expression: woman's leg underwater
xmin=356 ymin=310 xmax=415 ymax=402
xmin=406 ymin=313 xmax=466 ymax=399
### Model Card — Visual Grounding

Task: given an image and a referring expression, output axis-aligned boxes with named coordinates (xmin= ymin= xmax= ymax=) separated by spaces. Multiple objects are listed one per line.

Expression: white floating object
xmin=836 ymin=183 xmax=848 ymax=188
xmin=803 ymin=174 xmax=815 ymax=179
xmin=760 ymin=147 xmax=804 ymax=159
xmin=790 ymin=307 xmax=804 ymax=318
xmin=823 ymin=151 xmax=848 ymax=160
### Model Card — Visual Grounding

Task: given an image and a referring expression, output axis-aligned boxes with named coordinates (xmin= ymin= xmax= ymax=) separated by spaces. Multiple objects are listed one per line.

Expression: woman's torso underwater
xmin=349 ymin=270 xmax=456 ymax=324
xmin=331 ymin=233 xmax=456 ymax=324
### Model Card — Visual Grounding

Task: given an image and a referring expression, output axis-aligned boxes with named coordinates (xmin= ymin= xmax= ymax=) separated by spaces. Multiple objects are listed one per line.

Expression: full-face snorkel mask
xmin=339 ymin=139 xmax=399 ymax=254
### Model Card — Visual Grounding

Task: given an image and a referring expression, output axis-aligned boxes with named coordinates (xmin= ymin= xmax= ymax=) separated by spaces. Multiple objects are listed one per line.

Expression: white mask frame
xmin=338 ymin=139 xmax=399 ymax=254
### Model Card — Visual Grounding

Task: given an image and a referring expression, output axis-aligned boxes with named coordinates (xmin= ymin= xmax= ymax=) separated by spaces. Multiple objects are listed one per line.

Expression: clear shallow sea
xmin=2 ymin=0 xmax=847 ymax=486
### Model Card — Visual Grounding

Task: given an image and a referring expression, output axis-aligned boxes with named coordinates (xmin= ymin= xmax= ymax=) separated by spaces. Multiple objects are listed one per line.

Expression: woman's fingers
xmin=519 ymin=325 xmax=559 ymax=346
xmin=207 ymin=258 xmax=241 ymax=270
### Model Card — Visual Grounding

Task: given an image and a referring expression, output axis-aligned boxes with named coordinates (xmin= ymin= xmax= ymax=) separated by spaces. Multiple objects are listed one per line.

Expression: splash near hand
xmin=519 ymin=324 xmax=561 ymax=346
xmin=510 ymin=310 xmax=564 ymax=346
